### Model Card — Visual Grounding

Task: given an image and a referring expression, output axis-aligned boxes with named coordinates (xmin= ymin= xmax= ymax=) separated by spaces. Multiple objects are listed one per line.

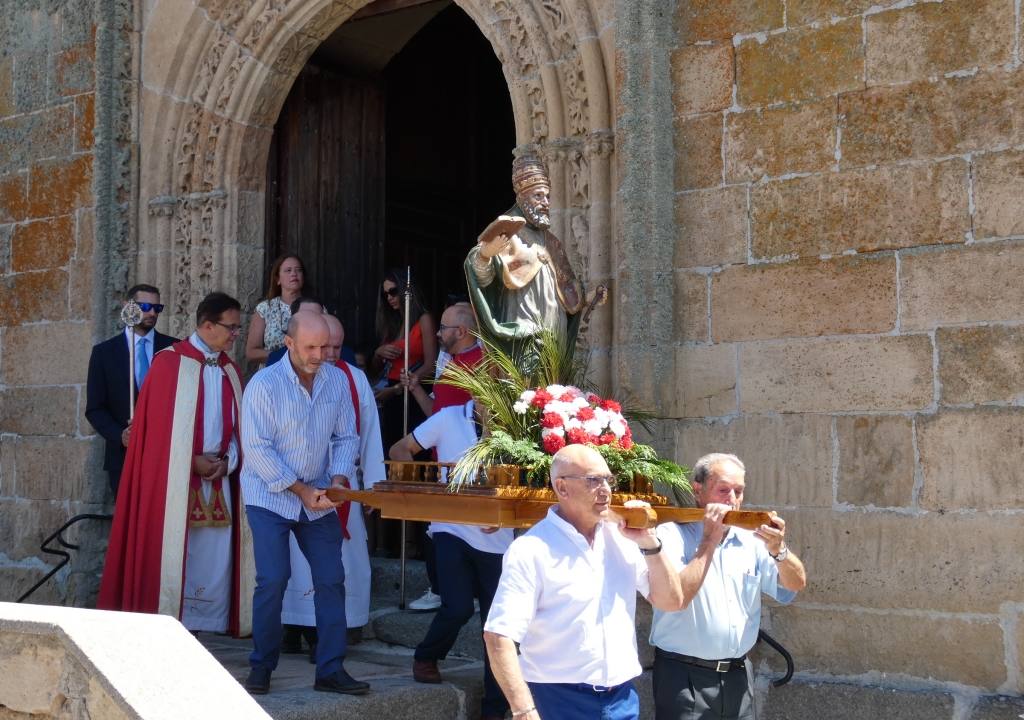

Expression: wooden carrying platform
xmin=325 ymin=461 xmax=774 ymax=531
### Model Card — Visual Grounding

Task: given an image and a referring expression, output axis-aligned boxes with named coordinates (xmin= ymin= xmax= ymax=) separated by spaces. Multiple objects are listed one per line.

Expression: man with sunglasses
xmin=484 ymin=445 xmax=684 ymax=720
xmin=86 ymin=283 xmax=176 ymax=494
xmin=99 ymin=292 xmax=253 ymax=639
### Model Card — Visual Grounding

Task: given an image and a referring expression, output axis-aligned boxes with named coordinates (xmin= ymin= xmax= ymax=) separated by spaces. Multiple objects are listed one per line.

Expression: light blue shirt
xmin=649 ymin=522 xmax=797 ymax=660
xmin=240 ymin=356 xmax=359 ymax=521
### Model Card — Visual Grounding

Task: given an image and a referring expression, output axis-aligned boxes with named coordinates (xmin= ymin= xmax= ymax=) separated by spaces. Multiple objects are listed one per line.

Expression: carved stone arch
xmin=134 ymin=0 xmax=615 ymax=355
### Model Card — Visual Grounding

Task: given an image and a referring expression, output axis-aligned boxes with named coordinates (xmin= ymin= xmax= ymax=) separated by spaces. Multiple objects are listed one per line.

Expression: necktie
xmin=136 ymin=337 xmax=150 ymax=388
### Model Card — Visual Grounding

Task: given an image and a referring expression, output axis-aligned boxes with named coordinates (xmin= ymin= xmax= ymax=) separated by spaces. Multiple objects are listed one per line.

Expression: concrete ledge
xmin=0 ymin=602 xmax=271 ymax=720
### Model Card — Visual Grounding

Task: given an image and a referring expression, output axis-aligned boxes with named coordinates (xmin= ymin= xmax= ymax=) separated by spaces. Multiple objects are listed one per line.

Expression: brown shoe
xmin=412 ymin=659 xmax=442 ymax=684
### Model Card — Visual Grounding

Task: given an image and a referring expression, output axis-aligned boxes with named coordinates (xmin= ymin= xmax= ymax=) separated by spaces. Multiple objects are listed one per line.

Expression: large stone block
xmin=736 ymin=20 xmax=863 ymax=107
xmin=972 ymin=695 xmax=1024 ymax=720
xmin=839 ymin=68 xmax=1024 ymax=166
xmin=974 ymin=149 xmax=1024 ymax=239
xmin=26 ymin=154 xmax=93 ymax=219
xmin=781 ymin=508 xmax=1024 ymax=613
xmin=675 ymin=0 xmax=784 ymax=41
xmin=0 ymin=103 xmax=74 ymax=175
xmin=763 ymin=680 xmax=955 ymax=720
xmin=787 ymin=0 xmax=878 ymax=25
xmin=615 ymin=346 xmax=674 ymax=417
xmin=1 ymin=322 xmax=91 ymax=386
xmin=0 ymin=386 xmax=78 ymax=435
xmin=0 ymin=499 xmax=70 ymax=560
xmin=672 ymin=343 xmax=737 ymax=418
xmin=900 ymin=242 xmax=1024 ymax=331
xmin=917 ymin=408 xmax=1024 ymax=511
xmin=0 ymin=269 xmax=69 ymax=326
xmin=725 ymin=99 xmax=836 ymax=182
xmin=750 ymin=160 xmax=968 ymax=258
xmin=937 ymin=325 xmax=1024 ymax=405
xmin=674 ymin=113 xmax=723 ymax=190
xmin=55 ymin=40 xmax=95 ymax=97
xmin=11 ymin=215 xmax=74 ymax=272
xmin=767 ymin=605 xmax=1006 ymax=688
xmin=10 ymin=436 xmax=103 ymax=503
xmin=740 ymin=335 xmax=933 ymax=413
xmin=674 ymin=414 xmax=833 ymax=507
xmin=672 ymin=43 xmax=733 ymax=116
xmin=865 ymin=0 xmax=1014 ymax=86
xmin=836 ymin=415 xmax=915 ymax=508
xmin=674 ymin=185 xmax=747 ymax=268
xmin=712 ymin=255 xmax=896 ymax=342
xmin=673 ymin=270 xmax=708 ymax=342
xmin=0 ymin=632 xmax=65 ymax=714
xmin=0 ymin=171 xmax=28 ymax=223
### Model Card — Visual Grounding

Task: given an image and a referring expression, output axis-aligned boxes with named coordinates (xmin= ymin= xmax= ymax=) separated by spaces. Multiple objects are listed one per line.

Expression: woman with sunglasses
xmin=245 ymin=254 xmax=307 ymax=365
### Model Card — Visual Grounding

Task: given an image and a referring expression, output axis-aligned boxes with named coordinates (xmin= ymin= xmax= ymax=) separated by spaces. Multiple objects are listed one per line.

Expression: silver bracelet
xmin=511 ymin=707 xmax=535 ymax=718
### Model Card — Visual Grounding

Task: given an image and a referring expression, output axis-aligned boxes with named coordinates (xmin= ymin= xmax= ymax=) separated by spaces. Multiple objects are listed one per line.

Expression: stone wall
xmin=0 ymin=0 xmax=133 ymax=606
xmin=659 ymin=0 xmax=1024 ymax=710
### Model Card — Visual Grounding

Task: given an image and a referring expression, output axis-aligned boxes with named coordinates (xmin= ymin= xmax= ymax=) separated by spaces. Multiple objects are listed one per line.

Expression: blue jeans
xmin=246 ymin=505 xmax=347 ymax=679
xmin=415 ymin=532 xmax=507 ymax=717
xmin=529 ymin=681 xmax=640 ymax=720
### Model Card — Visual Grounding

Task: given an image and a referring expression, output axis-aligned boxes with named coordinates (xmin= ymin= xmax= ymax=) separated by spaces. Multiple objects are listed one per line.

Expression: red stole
xmin=335 ymin=360 xmax=361 ymax=539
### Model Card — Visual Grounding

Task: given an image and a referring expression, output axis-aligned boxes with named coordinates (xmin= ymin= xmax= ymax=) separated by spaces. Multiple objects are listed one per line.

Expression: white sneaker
xmin=408 ymin=590 xmax=442 ymax=612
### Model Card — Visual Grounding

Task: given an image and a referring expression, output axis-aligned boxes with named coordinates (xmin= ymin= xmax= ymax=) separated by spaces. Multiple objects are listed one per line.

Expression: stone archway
xmin=133 ymin=0 xmax=617 ymax=374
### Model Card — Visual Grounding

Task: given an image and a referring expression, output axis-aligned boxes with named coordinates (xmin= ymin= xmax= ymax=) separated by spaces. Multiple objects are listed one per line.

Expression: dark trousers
xmin=528 ymin=681 xmax=640 ymax=720
xmin=414 ymin=532 xmax=507 ymax=717
xmin=420 ymin=526 xmax=438 ymax=593
xmin=246 ymin=505 xmax=347 ymax=679
xmin=653 ymin=649 xmax=755 ymax=719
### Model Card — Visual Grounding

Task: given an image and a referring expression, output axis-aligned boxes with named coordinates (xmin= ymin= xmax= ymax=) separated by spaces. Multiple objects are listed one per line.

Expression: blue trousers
xmin=529 ymin=681 xmax=640 ymax=720
xmin=414 ymin=532 xmax=507 ymax=717
xmin=246 ymin=505 xmax=347 ymax=679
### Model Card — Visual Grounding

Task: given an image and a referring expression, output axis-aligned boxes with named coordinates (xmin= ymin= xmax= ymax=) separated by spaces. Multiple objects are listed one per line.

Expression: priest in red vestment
xmin=98 ymin=292 xmax=255 ymax=637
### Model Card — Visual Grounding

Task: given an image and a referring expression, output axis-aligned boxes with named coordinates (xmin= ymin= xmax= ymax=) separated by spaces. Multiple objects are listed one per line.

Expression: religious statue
xmin=464 ymin=154 xmax=604 ymax=367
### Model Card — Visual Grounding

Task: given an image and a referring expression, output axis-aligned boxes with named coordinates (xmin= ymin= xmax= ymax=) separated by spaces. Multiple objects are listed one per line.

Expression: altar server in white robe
xmin=281 ymin=314 xmax=385 ymax=632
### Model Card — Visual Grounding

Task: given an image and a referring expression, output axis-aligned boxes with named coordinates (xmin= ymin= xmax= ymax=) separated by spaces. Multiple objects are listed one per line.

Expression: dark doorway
xmin=264 ymin=1 xmax=515 ymax=355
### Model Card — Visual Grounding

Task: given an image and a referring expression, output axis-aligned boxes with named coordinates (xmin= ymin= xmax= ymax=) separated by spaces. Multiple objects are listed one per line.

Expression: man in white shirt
xmin=650 ymin=453 xmax=806 ymax=719
xmin=483 ymin=444 xmax=684 ymax=720
xmin=390 ymin=399 xmax=515 ymax=720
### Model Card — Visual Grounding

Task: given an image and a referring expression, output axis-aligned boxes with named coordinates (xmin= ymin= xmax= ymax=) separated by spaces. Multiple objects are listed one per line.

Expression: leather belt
xmin=656 ymin=647 xmax=746 ymax=673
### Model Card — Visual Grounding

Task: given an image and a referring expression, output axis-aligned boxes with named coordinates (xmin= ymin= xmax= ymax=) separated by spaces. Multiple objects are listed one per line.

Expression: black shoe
xmin=314 ymin=668 xmax=370 ymax=695
xmin=244 ymin=667 xmax=271 ymax=695
xmin=281 ymin=625 xmax=303 ymax=654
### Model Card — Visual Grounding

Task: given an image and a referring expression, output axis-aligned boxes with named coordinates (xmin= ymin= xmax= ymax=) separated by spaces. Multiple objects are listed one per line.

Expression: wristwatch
xmin=640 ymin=538 xmax=663 ymax=556
xmin=770 ymin=543 xmax=789 ymax=562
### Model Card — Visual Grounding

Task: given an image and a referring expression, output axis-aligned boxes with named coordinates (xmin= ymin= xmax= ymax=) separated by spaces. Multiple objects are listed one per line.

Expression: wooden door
xmin=265 ymin=65 xmax=386 ymax=352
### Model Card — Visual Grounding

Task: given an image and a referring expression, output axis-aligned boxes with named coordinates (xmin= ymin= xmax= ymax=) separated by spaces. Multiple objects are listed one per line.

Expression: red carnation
xmin=532 ymin=389 xmax=553 ymax=408
xmin=600 ymin=399 xmax=622 ymax=413
xmin=620 ymin=435 xmax=634 ymax=450
xmin=566 ymin=427 xmax=595 ymax=446
xmin=543 ymin=433 xmax=566 ymax=454
xmin=559 ymin=392 xmax=576 ymax=403
xmin=587 ymin=393 xmax=602 ymax=404
xmin=576 ymin=406 xmax=595 ymax=421
xmin=541 ymin=412 xmax=564 ymax=429
xmin=597 ymin=433 xmax=616 ymax=446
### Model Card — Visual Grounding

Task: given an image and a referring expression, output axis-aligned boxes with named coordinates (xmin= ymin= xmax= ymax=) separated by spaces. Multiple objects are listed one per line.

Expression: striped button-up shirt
xmin=241 ymin=356 xmax=359 ymax=521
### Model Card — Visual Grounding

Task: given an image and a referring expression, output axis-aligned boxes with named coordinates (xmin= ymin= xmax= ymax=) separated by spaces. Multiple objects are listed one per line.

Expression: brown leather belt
xmin=656 ymin=647 xmax=746 ymax=673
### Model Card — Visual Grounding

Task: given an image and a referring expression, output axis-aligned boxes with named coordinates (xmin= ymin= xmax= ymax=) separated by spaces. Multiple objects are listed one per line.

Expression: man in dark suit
xmin=86 ymin=284 xmax=177 ymax=495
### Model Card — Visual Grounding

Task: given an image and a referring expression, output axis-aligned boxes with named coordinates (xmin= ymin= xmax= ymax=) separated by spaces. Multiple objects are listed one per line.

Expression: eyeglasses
xmin=381 ymin=287 xmax=400 ymax=298
xmin=137 ymin=302 xmax=164 ymax=313
xmin=214 ymin=321 xmax=243 ymax=334
xmin=438 ymin=323 xmax=462 ymax=332
xmin=559 ymin=474 xmax=614 ymax=490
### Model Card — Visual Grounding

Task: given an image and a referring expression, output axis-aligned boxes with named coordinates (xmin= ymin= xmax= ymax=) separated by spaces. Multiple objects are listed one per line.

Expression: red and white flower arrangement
xmin=513 ymin=384 xmax=634 ymax=455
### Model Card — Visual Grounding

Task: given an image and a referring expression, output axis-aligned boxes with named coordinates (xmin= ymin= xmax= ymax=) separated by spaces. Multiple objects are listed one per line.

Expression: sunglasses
xmin=381 ymin=287 xmax=400 ymax=298
xmin=137 ymin=302 xmax=164 ymax=313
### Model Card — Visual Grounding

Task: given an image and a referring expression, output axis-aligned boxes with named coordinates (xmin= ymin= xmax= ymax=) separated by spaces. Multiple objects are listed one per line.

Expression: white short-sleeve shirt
xmin=411 ymin=401 xmax=514 ymax=555
xmin=484 ymin=506 xmax=650 ymax=687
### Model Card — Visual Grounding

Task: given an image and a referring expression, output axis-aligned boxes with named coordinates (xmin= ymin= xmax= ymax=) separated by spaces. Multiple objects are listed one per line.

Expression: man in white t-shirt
xmin=389 ymin=400 xmax=514 ymax=720
xmin=482 ymin=444 xmax=684 ymax=720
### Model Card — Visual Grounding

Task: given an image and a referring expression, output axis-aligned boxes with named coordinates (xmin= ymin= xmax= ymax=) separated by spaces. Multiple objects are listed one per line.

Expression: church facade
xmin=1 ymin=0 xmax=1022 ymax=715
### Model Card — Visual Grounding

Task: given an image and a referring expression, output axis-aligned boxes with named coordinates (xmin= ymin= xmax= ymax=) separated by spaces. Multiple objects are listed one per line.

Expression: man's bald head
xmin=438 ymin=303 xmax=478 ymax=355
xmin=323 ymin=314 xmax=344 ymax=364
xmin=549 ymin=444 xmax=613 ymax=529
xmin=284 ymin=310 xmax=330 ymax=379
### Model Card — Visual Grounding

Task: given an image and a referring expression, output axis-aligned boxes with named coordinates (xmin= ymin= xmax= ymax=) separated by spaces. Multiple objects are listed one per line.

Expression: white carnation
xmin=513 ymin=401 xmax=530 ymax=414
